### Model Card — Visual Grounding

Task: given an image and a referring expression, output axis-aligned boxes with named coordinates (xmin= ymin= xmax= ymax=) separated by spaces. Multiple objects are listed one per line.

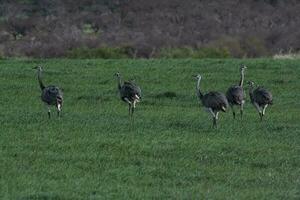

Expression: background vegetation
xmin=0 ymin=0 xmax=300 ymax=58
xmin=0 ymin=59 xmax=299 ymax=199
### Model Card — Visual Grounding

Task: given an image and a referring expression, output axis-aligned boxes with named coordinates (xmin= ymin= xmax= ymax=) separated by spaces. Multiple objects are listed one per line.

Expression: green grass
xmin=0 ymin=58 xmax=299 ymax=199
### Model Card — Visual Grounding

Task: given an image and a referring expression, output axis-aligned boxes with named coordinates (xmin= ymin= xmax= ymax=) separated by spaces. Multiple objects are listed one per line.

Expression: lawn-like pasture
xmin=0 ymin=58 xmax=299 ymax=199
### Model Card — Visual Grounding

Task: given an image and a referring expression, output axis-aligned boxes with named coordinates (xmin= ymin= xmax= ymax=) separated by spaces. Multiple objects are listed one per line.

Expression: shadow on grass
xmin=155 ymin=91 xmax=177 ymax=99
xmin=76 ymin=95 xmax=111 ymax=102
xmin=19 ymin=193 xmax=73 ymax=200
xmin=250 ymin=162 xmax=269 ymax=169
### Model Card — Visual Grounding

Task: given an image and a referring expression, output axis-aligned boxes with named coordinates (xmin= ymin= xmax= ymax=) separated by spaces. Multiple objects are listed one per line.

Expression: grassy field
xmin=0 ymin=58 xmax=299 ymax=199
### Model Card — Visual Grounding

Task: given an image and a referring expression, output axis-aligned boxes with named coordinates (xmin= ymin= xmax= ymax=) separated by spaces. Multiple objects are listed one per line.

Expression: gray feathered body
xmin=200 ymin=91 xmax=229 ymax=112
xmin=120 ymin=81 xmax=141 ymax=102
xmin=250 ymin=86 xmax=273 ymax=106
xmin=226 ymin=86 xmax=244 ymax=105
xmin=41 ymin=85 xmax=63 ymax=106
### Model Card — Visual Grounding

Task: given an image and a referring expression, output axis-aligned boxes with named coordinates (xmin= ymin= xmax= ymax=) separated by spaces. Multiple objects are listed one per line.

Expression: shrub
xmin=158 ymin=47 xmax=231 ymax=59
xmin=66 ymin=47 xmax=131 ymax=59
xmin=158 ymin=47 xmax=194 ymax=58
xmin=210 ymin=36 xmax=270 ymax=58
xmin=210 ymin=37 xmax=245 ymax=58
xmin=192 ymin=48 xmax=231 ymax=58
xmin=241 ymin=36 xmax=270 ymax=57
xmin=273 ymin=50 xmax=300 ymax=59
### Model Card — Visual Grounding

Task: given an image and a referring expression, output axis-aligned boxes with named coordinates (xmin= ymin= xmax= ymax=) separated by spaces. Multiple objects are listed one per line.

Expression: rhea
xmin=226 ymin=65 xmax=247 ymax=119
xmin=34 ymin=66 xmax=63 ymax=118
xmin=115 ymin=72 xmax=141 ymax=118
xmin=195 ymin=74 xmax=228 ymax=127
xmin=248 ymin=81 xmax=273 ymax=121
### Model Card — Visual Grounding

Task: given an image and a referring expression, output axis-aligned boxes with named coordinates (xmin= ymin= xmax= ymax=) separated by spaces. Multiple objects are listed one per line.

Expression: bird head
xmin=240 ymin=64 xmax=247 ymax=72
xmin=247 ymin=81 xmax=255 ymax=87
xmin=193 ymin=74 xmax=202 ymax=80
xmin=33 ymin=66 xmax=43 ymax=71
xmin=114 ymin=72 xmax=121 ymax=78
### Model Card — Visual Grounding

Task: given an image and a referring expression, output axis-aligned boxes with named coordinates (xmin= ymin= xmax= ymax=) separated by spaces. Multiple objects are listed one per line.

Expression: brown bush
xmin=0 ymin=0 xmax=299 ymax=58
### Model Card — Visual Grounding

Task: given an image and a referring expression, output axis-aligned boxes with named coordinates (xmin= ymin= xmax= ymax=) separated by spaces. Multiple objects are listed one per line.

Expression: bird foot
xmin=259 ymin=112 xmax=263 ymax=121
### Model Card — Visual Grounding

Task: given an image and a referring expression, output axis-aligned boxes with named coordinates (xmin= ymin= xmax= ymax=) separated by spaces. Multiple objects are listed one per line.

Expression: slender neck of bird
xmin=249 ymin=84 xmax=254 ymax=97
xmin=239 ymin=70 xmax=244 ymax=87
xmin=117 ymin=76 xmax=122 ymax=90
xmin=37 ymin=69 xmax=45 ymax=90
xmin=196 ymin=77 xmax=203 ymax=99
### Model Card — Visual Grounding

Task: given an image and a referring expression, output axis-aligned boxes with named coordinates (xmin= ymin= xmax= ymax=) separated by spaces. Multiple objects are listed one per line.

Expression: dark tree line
xmin=0 ymin=0 xmax=299 ymax=58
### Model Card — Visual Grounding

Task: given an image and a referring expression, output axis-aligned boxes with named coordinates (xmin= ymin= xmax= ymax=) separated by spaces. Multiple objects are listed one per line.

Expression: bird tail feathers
xmin=56 ymin=95 xmax=63 ymax=105
xmin=134 ymin=94 xmax=141 ymax=101
xmin=221 ymin=106 xmax=226 ymax=112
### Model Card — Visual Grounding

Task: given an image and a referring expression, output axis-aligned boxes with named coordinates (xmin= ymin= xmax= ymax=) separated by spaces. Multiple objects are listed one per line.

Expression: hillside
xmin=0 ymin=0 xmax=300 ymax=58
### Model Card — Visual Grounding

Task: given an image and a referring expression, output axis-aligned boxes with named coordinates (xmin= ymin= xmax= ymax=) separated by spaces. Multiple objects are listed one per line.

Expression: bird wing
xmin=203 ymin=92 xmax=228 ymax=111
xmin=254 ymin=87 xmax=273 ymax=105
xmin=123 ymin=82 xmax=142 ymax=99
xmin=42 ymin=86 xmax=63 ymax=105
xmin=226 ymin=86 xmax=244 ymax=105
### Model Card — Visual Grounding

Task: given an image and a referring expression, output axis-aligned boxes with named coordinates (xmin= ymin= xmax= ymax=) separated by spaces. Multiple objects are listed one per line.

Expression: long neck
xmin=117 ymin=76 xmax=122 ymax=90
xmin=196 ymin=77 xmax=203 ymax=99
xmin=239 ymin=71 xmax=245 ymax=87
xmin=37 ymin=69 xmax=45 ymax=90
xmin=249 ymin=85 xmax=254 ymax=101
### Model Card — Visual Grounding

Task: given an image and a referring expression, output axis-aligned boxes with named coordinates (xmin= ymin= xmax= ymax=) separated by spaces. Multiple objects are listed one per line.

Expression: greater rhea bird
xmin=115 ymin=72 xmax=141 ymax=117
xmin=34 ymin=66 xmax=63 ymax=118
xmin=226 ymin=65 xmax=247 ymax=119
xmin=248 ymin=81 xmax=273 ymax=121
xmin=195 ymin=74 xmax=228 ymax=127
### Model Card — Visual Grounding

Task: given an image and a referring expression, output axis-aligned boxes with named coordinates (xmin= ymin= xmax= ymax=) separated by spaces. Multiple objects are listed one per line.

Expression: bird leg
xmin=259 ymin=112 xmax=263 ymax=121
xmin=124 ymin=97 xmax=131 ymax=105
xmin=260 ymin=104 xmax=268 ymax=121
xmin=213 ymin=112 xmax=219 ymax=128
xmin=253 ymin=102 xmax=262 ymax=120
xmin=262 ymin=104 xmax=268 ymax=116
xmin=131 ymin=100 xmax=137 ymax=116
xmin=128 ymin=103 xmax=132 ymax=117
xmin=57 ymin=102 xmax=62 ymax=117
xmin=206 ymin=108 xmax=217 ymax=128
xmin=124 ymin=98 xmax=132 ymax=116
xmin=213 ymin=117 xmax=217 ymax=128
xmin=240 ymin=102 xmax=244 ymax=119
xmin=134 ymin=94 xmax=140 ymax=102
xmin=206 ymin=107 xmax=216 ymax=118
xmin=230 ymin=105 xmax=236 ymax=119
xmin=131 ymin=105 xmax=134 ymax=116
xmin=215 ymin=112 xmax=219 ymax=120
xmin=131 ymin=106 xmax=135 ymax=126
xmin=45 ymin=105 xmax=51 ymax=119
